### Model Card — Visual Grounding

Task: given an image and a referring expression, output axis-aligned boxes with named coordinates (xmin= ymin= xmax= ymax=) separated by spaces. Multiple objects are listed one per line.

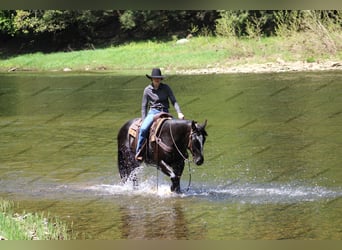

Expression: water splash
xmin=2 ymin=172 xmax=341 ymax=204
xmin=87 ymin=179 xmax=177 ymax=199
xmin=187 ymin=182 xmax=342 ymax=204
xmin=84 ymin=177 xmax=342 ymax=204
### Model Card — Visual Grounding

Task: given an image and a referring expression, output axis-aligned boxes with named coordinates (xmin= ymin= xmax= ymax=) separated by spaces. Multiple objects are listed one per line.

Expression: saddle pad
xmin=128 ymin=118 xmax=142 ymax=138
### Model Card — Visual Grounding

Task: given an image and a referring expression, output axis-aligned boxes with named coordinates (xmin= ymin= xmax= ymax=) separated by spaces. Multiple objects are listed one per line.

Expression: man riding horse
xmin=135 ymin=68 xmax=184 ymax=161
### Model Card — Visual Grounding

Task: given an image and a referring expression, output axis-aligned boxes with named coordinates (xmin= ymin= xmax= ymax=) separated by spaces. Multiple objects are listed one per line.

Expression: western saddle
xmin=128 ymin=112 xmax=173 ymax=161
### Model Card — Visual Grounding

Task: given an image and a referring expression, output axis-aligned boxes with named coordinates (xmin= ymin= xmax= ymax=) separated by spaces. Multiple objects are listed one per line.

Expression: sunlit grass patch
xmin=0 ymin=198 xmax=72 ymax=240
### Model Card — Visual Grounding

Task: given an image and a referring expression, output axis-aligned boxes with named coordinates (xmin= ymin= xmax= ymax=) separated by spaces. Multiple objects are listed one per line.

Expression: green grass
xmin=0 ymin=34 xmax=341 ymax=73
xmin=0 ymin=198 xmax=72 ymax=240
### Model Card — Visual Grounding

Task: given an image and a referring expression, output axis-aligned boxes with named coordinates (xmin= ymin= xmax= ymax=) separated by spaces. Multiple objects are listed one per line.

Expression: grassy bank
xmin=0 ymin=199 xmax=72 ymax=240
xmin=0 ymin=33 xmax=341 ymax=73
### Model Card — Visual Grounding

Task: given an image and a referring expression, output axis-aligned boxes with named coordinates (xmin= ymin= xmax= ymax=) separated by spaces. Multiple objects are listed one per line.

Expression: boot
xmin=135 ymin=149 xmax=143 ymax=161
xmin=135 ymin=141 xmax=146 ymax=161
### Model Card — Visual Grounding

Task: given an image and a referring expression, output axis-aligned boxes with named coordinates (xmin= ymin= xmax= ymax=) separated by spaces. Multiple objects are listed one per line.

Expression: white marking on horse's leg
xmin=160 ymin=160 xmax=176 ymax=178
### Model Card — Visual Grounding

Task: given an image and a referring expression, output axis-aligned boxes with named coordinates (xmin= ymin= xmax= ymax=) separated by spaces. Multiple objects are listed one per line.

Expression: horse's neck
xmin=165 ymin=119 xmax=191 ymax=145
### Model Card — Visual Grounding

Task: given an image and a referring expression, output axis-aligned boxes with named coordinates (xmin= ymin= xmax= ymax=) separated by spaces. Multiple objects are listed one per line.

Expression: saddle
xmin=128 ymin=112 xmax=173 ymax=161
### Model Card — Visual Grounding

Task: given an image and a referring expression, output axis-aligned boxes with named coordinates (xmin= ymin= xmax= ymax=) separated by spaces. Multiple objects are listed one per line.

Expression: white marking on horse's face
xmin=192 ymin=132 xmax=205 ymax=165
xmin=196 ymin=134 xmax=204 ymax=153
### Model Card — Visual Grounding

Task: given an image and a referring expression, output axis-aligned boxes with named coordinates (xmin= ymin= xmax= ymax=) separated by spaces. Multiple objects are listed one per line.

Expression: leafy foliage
xmin=0 ymin=10 xmax=340 ymax=54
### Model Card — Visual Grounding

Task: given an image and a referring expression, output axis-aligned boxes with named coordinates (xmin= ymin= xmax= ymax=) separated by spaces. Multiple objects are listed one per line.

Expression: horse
xmin=117 ymin=117 xmax=207 ymax=193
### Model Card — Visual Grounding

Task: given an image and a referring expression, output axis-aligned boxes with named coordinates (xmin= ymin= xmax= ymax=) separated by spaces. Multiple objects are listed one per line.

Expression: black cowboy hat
xmin=146 ymin=68 xmax=165 ymax=79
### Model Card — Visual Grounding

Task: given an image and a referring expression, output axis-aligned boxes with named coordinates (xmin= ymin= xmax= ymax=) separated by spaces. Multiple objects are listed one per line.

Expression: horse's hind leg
xmin=129 ymin=167 xmax=141 ymax=189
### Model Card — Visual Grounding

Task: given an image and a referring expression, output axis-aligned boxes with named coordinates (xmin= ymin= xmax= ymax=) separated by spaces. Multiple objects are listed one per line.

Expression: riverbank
xmin=1 ymin=35 xmax=341 ymax=74
xmin=4 ymin=59 xmax=342 ymax=75
xmin=175 ymin=60 xmax=342 ymax=74
xmin=0 ymin=199 xmax=72 ymax=240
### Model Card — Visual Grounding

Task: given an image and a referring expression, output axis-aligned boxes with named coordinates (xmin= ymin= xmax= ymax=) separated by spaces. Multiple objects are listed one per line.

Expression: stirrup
xmin=135 ymin=154 xmax=143 ymax=161
xmin=135 ymin=140 xmax=146 ymax=161
xmin=135 ymin=148 xmax=144 ymax=161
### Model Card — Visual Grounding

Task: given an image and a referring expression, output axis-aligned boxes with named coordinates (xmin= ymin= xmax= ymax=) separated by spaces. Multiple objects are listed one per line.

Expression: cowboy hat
xmin=146 ymin=68 xmax=165 ymax=79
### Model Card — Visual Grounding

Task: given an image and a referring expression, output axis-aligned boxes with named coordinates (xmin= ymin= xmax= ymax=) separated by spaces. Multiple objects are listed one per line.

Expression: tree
xmin=0 ymin=10 xmax=15 ymax=36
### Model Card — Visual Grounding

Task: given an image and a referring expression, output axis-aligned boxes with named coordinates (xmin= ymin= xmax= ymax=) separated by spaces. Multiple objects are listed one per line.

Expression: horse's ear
xmin=201 ymin=120 xmax=208 ymax=136
xmin=191 ymin=120 xmax=197 ymax=131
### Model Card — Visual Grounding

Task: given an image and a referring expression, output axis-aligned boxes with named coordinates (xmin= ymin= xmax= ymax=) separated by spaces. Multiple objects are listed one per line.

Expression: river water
xmin=0 ymin=71 xmax=341 ymax=239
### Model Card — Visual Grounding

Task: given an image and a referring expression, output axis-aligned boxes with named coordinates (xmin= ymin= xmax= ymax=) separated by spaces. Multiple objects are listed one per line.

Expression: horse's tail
xmin=117 ymin=119 xmax=140 ymax=183
xmin=117 ymin=144 xmax=130 ymax=182
xmin=118 ymin=144 xmax=140 ymax=184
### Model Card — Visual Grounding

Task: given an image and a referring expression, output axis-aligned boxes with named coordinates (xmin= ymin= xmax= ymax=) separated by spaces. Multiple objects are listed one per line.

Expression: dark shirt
xmin=141 ymin=82 xmax=181 ymax=119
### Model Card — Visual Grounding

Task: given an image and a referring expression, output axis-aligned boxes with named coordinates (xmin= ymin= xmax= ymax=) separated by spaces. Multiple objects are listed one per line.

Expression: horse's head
xmin=189 ymin=120 xmax=208 ymax=165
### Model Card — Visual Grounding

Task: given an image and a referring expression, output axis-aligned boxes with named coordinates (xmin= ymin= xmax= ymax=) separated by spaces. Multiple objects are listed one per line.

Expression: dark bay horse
xmin=117 ymin=118 xmax=207 ymax=193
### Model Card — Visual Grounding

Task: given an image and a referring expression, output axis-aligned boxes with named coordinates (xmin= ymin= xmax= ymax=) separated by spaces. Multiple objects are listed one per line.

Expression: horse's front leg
xmin=160 ymin=160 xmax=181 ymax=193
xmin=170 ymin=177 xmax=181 ymax=193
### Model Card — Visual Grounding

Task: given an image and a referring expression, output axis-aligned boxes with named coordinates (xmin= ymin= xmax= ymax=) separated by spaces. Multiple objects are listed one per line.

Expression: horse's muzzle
xmin=195 ymin=157 xmax=204 ymax=165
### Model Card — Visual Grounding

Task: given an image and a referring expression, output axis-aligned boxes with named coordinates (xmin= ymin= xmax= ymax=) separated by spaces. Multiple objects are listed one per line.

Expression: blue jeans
xmin=136 ymin=109 xmax=164 ymax=154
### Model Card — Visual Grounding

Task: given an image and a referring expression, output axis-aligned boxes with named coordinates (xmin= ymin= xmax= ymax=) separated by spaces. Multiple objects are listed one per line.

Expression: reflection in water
xmin=0 ymin=72 xmax=341 ymax=239
xmin=118 ymin=200 xmax=190 ymax=239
